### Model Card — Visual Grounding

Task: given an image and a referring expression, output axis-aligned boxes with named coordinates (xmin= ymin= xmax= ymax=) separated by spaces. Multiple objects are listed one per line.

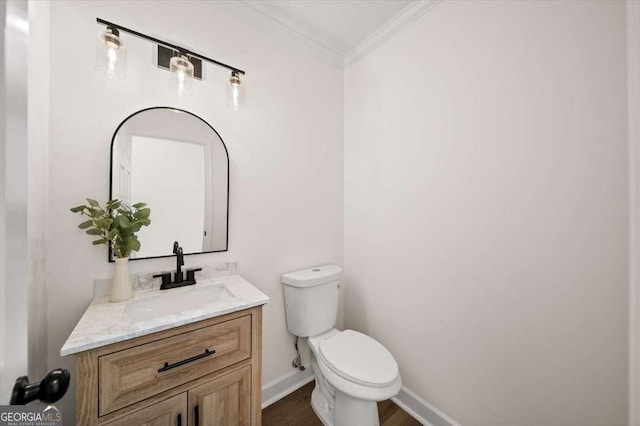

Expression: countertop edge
xmin=60 ymin=297 xmax=269 ymax=357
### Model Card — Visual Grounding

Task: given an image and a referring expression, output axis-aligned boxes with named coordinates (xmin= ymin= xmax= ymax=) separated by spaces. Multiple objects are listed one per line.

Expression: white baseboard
xmin=392 ymin=386 xmax=460 ymax=426
xmin=262 ymin=369 xmax=458 ymax=426
xmin=262 ymin=367 xmax=314 ymax=409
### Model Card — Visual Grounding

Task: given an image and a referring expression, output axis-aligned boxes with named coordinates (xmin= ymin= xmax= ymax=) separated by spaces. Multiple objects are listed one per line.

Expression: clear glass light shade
xmin=227 ymin=71 xmax=245 ymax=111
xmin=169 ymin=54 xmax=194 ymax=97
xmin=95 ymin=28 xmax=127 ymax=79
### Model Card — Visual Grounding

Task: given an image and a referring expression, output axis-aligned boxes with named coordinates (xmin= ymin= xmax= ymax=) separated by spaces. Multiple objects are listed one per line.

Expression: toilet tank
xmin=282 ymin=264 xmax=342 ymax=337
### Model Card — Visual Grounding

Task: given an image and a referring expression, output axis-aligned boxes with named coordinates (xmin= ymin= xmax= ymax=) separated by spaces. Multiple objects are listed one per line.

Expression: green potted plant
xmin=71 ymin=199 xmax=151 ymax=302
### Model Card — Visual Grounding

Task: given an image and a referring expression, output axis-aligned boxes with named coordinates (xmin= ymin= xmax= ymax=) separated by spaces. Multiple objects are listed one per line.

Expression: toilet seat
xmin=319 ymin=330 xmax=398 ymax=388
xmin=309 ymin=329 xmax=402 ymax=402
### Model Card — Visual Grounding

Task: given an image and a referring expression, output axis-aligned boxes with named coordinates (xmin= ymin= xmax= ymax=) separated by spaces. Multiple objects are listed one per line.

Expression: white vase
xmin=110 ymin=257 xmax=133 ymax=302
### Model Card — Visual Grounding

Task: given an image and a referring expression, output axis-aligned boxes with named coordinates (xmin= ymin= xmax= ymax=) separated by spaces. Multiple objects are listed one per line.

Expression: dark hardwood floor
xmin=262 ymin=381 xmax=421 ymax=426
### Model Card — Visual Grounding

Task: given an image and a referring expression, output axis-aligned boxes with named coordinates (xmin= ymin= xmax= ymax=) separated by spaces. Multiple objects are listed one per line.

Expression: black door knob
xmin=10 ymin=368 xmax=70 ymax=405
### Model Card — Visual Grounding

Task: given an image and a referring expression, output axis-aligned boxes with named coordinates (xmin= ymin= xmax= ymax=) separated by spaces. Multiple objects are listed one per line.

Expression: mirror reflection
xmin=110 ymin=108 xmax=228 ymax=260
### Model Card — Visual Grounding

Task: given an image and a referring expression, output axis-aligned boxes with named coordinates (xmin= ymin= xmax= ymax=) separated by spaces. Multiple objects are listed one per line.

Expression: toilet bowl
xmin=282 ymin=265 xmax=402 ymax=426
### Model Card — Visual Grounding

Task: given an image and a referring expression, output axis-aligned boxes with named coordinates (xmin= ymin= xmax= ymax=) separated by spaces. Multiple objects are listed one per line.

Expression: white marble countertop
xmin=60 ymin=274 xmax=269 ymax=356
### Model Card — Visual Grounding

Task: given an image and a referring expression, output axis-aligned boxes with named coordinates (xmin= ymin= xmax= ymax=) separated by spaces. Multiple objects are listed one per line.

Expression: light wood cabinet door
xmin=104 ymin=393 xmax=187 ymax=426
xmin=188 ymin=366 xmax=251 ymax=426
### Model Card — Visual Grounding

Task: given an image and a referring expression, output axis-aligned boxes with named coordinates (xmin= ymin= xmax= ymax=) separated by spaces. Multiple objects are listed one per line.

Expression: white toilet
xmin=282 ymin=265 xmax=401 ymax=426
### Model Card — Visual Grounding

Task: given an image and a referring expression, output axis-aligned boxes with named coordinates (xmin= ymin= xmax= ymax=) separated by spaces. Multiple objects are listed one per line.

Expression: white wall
xmin=344 ymin=1 xmax=628 ymax=425
xmin=42 ymin=0 xmax=343 ymax=419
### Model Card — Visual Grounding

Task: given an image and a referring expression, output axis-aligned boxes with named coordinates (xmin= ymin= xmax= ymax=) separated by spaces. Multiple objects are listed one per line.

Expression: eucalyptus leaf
xmin=86 ymin=228 xmax=102 ymax=236
xmin=78 ymin=220 xmax=93 ymax=229
xmin=95 ymin=218 xmax=110 ymax=229
xmin=117 ymin=215 xmax=130 ymax=228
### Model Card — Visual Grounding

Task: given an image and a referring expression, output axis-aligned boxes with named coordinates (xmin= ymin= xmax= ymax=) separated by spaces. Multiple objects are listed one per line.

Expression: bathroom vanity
xmin=61 ymin=274 xmax=269 ymax=425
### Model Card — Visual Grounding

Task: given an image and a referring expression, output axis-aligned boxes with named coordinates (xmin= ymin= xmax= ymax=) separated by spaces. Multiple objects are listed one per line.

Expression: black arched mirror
xmin=109 ymin=107 xmax=229 ymax=261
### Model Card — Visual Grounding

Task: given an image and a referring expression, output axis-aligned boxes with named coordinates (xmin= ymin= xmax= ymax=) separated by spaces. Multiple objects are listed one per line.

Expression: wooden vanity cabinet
xmin=74 ymin=306 xmax=263 ymax=426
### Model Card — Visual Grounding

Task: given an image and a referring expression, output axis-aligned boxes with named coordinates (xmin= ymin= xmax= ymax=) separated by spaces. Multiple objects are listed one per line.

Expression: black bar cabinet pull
xmin=177 ymin=413 xmax=182 ymax=426
xmin=194 ymin=404 xmax=199 ymax=426
xmin=158 ymin=349 xmax=215 ymax=373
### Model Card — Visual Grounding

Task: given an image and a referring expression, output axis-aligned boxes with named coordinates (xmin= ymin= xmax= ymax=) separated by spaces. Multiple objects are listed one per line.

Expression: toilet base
xmin=335 ymin=391 xmax=379 ymax=426
xmin=311 ymin=385 xmax=332 ymax=426
xmin=311 ymin=383 xmax=380 ymax=426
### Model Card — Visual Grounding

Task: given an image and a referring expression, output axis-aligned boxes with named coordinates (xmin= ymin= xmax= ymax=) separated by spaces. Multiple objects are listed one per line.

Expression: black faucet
xmin=153 ymin=241 xmax=202 ymax=290
xmin=173 ymin=241 xmax=184 ymax=283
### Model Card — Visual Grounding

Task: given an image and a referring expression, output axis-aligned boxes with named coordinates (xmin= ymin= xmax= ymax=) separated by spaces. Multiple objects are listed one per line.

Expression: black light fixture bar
xmin=96 ymin=17 xmax=246 ymax=75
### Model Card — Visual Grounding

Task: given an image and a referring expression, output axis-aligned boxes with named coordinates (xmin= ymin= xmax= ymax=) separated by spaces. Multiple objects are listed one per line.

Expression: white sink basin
xmin=124 ymin=284 xmax=236 ymax=322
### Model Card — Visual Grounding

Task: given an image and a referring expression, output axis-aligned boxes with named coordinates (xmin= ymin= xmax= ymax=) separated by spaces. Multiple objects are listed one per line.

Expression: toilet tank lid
xmin=282 ymin=264 xmax=343 ymax=287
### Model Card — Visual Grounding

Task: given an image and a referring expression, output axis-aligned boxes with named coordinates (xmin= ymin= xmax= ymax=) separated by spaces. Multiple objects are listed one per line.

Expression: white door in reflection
xmin=130 ymin=136 xmax=205 ymax=258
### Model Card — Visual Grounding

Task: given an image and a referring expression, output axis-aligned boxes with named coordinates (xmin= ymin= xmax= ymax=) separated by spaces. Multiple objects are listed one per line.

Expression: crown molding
xmin=209 ymin=0 xmax=344 ymax=70
xmin=208 ymin=0 xmax=442 ymax=71
xmin=344 ymin=0 xmax=442 ymax=68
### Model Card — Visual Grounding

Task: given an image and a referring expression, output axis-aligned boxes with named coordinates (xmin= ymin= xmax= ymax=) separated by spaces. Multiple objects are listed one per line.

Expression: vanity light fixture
xmin=95 ymin=18 xmax=246 ymax=106
xmin=169 ymin=52 xmax=194 ymax=97
xmin=227 ymin=71 xmax=245 ymax=111
xmin=95 ymin=25 xmax=127 ymax=79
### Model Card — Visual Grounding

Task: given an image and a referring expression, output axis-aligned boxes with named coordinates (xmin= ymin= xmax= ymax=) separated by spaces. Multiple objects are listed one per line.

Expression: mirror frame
xmin=108 ymin=106 xmax=230 ymax=262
